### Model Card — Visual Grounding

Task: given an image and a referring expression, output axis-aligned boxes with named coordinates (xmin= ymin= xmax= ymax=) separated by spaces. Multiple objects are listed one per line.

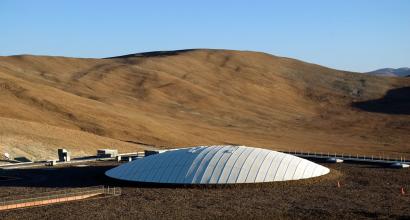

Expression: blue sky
xmin=1 ymin=0 xmax=409 ymax=72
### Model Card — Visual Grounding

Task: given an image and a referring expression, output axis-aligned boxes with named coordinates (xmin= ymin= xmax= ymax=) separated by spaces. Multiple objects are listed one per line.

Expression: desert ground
xmin=0 ymin=161 xmax=409 ymax=219
xmin=0 ymin=49 xmax=409 ymax=160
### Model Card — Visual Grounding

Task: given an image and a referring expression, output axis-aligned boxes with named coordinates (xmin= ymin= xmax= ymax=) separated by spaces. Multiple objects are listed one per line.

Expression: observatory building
xmin=105 ymin=145 xmax=330 ymax=185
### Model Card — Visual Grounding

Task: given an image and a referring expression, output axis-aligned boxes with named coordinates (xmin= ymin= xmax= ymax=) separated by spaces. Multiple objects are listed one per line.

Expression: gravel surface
xmin=0 ymin=161 xmax=409 ymax=219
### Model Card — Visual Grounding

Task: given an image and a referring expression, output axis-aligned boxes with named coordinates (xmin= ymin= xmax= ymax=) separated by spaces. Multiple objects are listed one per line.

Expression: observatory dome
xmin=105 ymin=145 xmax=330 ymax=184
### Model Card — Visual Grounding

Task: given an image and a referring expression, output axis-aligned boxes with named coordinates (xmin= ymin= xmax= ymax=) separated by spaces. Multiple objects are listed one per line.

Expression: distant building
xmin=144 ymin=149 xmax=168 ymax=157
xmin=58 ymin=149 xmax=71 ymax=162
xmin=97 ymin=149 xmax=118 ymax=158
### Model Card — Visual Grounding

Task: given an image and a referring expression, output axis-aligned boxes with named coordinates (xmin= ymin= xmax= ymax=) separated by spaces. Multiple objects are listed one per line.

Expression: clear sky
xmin=1 ymin=0 xmax=409 ymax=72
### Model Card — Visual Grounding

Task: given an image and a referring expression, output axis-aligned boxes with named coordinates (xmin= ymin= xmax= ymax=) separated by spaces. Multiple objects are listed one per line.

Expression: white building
xmin=105 ymin=145 xmax=330 ymax=184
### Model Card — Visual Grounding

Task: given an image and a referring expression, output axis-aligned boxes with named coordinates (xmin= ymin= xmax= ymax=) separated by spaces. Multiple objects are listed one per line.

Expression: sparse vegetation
xmin=0 ymin=49 xmax=409 ymax=160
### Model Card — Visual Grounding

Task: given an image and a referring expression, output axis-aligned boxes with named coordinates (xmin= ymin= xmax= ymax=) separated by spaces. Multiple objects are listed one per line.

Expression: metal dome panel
xmin=105 ymin=145 xmax=330 ymax=184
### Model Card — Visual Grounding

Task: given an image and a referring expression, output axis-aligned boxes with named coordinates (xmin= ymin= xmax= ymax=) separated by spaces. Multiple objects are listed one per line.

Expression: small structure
xmin=14 ymin=157 xmax=32 ymax=162
xmin=144 ymin=149 xmax=167 ymax=157
xmin=45 ymin=160 xmax=57 ymax=166
xmin=326 ymin=158 xmax=344 ymax=163
xmin=58 ymin=149 xmax=71 ymax=162
xmin=97 ymin=149 xmax=118 ymax=158
xmin=390 ymin=163 xmax=409 ymax=169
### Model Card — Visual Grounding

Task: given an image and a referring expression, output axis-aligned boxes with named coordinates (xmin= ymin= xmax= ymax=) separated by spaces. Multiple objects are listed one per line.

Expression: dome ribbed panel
xmin=105 ymin=145 xmax=330 ymax=184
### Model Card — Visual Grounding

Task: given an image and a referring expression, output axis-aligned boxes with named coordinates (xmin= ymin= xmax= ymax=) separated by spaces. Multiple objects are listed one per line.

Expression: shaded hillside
xmin=0 ymin=49 xmax=409 ymax=160
xmin=353 ymin=87 xmax=410 ymax=115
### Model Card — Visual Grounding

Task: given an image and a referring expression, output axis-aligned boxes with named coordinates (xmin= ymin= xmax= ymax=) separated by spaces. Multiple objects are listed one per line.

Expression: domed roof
xmin=105 ymin=145 xmax=330 ymax=185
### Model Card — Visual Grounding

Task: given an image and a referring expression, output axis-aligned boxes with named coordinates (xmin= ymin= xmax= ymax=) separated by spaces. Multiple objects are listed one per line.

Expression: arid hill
xmin=0 ymin=49 xmax=409 ymax=160
xmin=367 ymin=67 xmax=410 ymax=77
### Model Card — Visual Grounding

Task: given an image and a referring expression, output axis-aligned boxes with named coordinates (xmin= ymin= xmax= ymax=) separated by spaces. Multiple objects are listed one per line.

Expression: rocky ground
xmin=0 ymin=161 xmax=409 ymax=219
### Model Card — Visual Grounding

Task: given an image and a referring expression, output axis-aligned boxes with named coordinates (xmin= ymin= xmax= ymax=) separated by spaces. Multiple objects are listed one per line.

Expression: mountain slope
xmin=0 ymin=49 xmax=409 ymax=160
xmin=367 ymin=67 xmax=410 ymax=77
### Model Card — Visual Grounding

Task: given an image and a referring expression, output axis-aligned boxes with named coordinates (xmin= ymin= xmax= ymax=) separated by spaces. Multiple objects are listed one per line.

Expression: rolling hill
xmin=0 ymin=49 xmax=409 ymax=160
xmin=367 ymin=67 xmax=410 ymax=77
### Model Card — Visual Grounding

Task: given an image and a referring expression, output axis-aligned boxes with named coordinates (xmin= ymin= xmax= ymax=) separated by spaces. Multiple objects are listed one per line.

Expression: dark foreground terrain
xmin=0 ymin=161 xmax=409 ymax=219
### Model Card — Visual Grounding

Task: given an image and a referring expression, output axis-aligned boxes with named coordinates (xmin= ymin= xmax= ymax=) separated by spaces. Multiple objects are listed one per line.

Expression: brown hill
xmin=0 ymin=49 xmax=409 ymax=160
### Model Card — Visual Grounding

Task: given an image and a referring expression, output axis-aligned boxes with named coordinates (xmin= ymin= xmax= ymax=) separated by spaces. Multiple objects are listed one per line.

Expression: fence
xmin=278 ymin=150 xmax=410 ymax=164
xmin=0 ymin=185 xmax=121 ymax=211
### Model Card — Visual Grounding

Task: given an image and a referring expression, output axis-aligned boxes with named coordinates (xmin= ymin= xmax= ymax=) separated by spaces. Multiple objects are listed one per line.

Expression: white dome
xmin=105 ymin=145 xmax=330 ymax=184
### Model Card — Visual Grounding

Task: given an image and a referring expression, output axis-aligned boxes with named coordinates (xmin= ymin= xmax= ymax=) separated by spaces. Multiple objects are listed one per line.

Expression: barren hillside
xmin=0 ymin=49 xmax=409 ymax=160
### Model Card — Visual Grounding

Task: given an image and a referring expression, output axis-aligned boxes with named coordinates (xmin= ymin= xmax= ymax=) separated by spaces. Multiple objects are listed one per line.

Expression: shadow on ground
xmin=0 ymin=164 xmax=241 ymax=189
xmin=0 ymin=163 xmax=334 ymax=189
xmin=0 ymin=165 xmax=117 ymax=188
xmin=352 ymin=87 xmax=410 ymax=115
